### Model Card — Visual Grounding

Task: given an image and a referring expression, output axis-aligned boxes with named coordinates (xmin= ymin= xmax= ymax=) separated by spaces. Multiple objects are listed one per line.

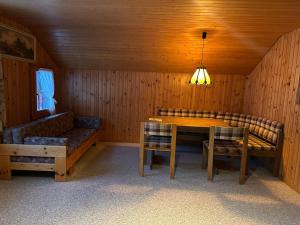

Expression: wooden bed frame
xmin=0 ymin=131 xmax=100 ymax=181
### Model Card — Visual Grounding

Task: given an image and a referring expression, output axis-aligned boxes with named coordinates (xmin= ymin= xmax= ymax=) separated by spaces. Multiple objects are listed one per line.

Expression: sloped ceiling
xmin=0 ymin=0 xmax=299 ymax=74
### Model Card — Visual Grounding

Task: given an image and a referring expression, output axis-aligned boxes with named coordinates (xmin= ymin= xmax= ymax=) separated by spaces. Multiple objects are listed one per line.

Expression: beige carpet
xmin=0 ymin=144 xmax=300 ymax=225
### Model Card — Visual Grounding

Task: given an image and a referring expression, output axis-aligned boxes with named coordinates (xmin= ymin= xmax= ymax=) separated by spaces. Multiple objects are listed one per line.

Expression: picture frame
xmin=0 ymin=23 xmax=36 ymax=62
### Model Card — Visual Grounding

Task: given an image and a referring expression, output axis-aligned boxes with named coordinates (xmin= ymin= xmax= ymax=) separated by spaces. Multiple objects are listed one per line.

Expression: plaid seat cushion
xmin=236 ymin=134 xmax=276 ymax=151
xmin=144 ymin=122 xmax=172 ymax=136
xmin=144 ymin=136 xmax=172 ymax=149
xmin=203 ymin=140 xmax=241 ymax=154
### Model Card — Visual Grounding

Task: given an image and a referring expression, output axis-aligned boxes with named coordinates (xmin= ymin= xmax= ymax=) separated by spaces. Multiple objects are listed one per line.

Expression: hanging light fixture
xmin=189 ymin=31 xmax=212 ymax=86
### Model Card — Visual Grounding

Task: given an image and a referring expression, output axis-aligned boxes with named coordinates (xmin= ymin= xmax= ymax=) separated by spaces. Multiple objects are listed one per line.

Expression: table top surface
xmin=148 ymin=116 xmax=229 ymax=128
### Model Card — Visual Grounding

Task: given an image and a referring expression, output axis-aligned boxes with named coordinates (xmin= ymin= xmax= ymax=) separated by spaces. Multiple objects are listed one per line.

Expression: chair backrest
xmin=143 ymin=122 xmax=172 ymax=136
xmin=212 ymin=126 xmax=248 ymax=141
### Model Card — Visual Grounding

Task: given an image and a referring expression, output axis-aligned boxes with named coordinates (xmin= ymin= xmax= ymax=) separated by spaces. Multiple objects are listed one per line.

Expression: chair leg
xmin=239 ymin=152 xmax=248 ymax=185
xmin=207 ymin=147 xmax=214 ymax=181
xmin=202 ymin=144 xmax=208 ymax=169
xmin=139 ymin=146 xmax=145 ymax=177
xmin=0 ymin=155 xmax=11 ymax=180
xmin=146 ymin=151 xmax=154 ymax=170
xmin=170 ymin=147 xmax=176 ymax=179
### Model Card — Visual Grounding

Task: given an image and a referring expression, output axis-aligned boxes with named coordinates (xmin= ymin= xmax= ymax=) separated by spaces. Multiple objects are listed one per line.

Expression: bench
xmin=0 ymin=112 xmax=101 ymax=181
xmin=157 ymin=108 xmax=284 ymax=176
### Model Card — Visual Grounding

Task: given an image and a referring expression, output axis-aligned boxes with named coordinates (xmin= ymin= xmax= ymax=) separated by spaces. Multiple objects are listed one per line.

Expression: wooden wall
xmin=58 ymin=71 xmax=245 ymax=142
xmin=0 ymin=16 xmax=59 ymax=127
xmin=243 ymin=28 xmax=300 ymax=192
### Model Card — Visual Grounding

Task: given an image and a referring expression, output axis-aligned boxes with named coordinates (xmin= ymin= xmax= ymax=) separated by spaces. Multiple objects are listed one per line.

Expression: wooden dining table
xmin=147 ymin=116 xmax=230 ymax=173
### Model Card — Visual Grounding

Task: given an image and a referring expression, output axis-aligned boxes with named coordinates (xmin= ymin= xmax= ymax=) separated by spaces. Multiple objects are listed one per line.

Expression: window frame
xmin=30 ymin=65 xmax=53 ymax=120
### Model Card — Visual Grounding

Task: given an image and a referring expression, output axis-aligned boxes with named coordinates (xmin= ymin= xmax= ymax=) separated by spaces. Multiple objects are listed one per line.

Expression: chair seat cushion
xmin=144 ymin=136 xmax=171 ymax=149
xmin=241 ymin=134 xmax=276 ymax=151
xmin=203 ymin=140 xmax=241 ymax=154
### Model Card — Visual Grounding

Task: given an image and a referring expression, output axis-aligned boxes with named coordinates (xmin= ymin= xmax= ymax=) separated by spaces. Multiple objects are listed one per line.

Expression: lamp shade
xmin=189 ymin=67 xmax=211 ymax=85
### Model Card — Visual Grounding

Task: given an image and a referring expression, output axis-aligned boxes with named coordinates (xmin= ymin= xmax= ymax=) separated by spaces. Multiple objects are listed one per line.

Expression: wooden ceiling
xmin=0 ymin=0 xmax=299 ymax=74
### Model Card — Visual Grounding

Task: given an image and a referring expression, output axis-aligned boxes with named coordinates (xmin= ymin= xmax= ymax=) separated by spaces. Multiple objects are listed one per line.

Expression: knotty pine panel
xmin=243 ymin=28 xmax=300 ymax=192
xmin=0 ymin=16 xmax=59 ymax=127
xmin=58 ymin=71 xmax=245 ymax=143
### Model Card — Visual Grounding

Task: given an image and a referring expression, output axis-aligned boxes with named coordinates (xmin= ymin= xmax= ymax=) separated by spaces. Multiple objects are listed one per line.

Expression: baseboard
xmin=97 ymin=142 xmax=139 ymax=148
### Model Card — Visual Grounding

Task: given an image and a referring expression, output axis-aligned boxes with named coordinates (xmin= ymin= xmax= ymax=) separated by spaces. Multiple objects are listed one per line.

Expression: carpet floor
xmin=0 ymin=144 xmax=300 ymax=225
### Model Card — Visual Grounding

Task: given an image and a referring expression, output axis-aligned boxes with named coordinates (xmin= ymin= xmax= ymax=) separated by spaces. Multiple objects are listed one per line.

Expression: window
xmin=36 ymin=68 xmax=56 ymax=114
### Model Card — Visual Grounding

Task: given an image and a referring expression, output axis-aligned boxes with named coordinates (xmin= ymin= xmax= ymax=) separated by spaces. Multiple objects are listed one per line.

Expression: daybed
xmin=0 ymin=112 xmax=101 ymax=181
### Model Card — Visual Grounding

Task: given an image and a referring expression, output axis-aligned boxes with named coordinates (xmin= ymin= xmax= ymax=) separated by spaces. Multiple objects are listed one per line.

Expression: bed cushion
xmin=60 ymin=128 xmax=97 ymax=155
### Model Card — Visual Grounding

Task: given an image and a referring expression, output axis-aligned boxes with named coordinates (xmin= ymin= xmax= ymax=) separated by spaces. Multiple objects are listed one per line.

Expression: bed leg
xmin=55 ymin=157 xmax=67 ymax=182
xmin=0 ymin=155 xmax=11 ymax=180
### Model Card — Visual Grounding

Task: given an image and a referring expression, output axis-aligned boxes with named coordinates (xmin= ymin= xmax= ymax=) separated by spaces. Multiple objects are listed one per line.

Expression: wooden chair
xmin=139 ymin=122 xmax=177 ymax=178
xmin=202 ymin=126 xmax=249 ymax=184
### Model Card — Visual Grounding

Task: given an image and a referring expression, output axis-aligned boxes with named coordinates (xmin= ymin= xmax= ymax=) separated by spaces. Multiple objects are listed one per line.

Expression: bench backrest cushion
xmin=158 ymin=108 xmax=216 ymax=118
xmin=5 ymin=112 xmax=74 ymax=144
xmin=252 ymin=117 xmax=283 ymax=145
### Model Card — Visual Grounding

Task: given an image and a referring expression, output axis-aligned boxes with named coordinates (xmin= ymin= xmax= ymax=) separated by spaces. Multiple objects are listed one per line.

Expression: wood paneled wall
xmin=0 ymin=16 xmax=59 ymax=127
xmin=58 ymin=71 xmax=245 ymax=142
xmin=243 ymin=28 xmax=300 ymax=192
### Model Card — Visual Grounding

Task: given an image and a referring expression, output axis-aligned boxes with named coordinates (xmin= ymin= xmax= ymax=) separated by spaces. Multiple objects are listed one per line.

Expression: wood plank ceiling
xmin=0 ymin=0 xmax=299 ymax=74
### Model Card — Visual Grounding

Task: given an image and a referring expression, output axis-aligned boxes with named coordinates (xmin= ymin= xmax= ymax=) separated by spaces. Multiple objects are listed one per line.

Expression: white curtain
xmin=36 ymin=69 xmax=56 ymax=114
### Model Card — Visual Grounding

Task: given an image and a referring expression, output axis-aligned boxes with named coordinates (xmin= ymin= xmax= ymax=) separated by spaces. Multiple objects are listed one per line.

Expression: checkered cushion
xmin=229 ymin=113 xmax=240 ymax=127
xmin=159 ymin=108 xmax=175 ymax=116
xmin=214 ymin=127 xmax=245 ymax=140
xmin=249 ymin=116 xmax=258 ymax=133
xmin=144 ymin=122 xmax=172 ymax=136
xmin=224 ymin=112 xmax=232 ymax=122
xmin=252 ymin=118 xmax=283 ymax=145
xmin=188 ymin=110 xmax=196 ymax=117
xmin=174 ymin=109 xmax=181 ymax=117
xmin=237 ymin=134 xmax=276 ymax=151
xmin=144 ymin=136 xmax=172 ymax=149
xmin=203 ymin=140 xmax=241 ymax=154
xmin=216 ymin=112 xmax=225 ymax=120
xmin=158 ymin=108 xmax=216 ymax=118
xmin=229 ymin=114 xmax=252 ymax=128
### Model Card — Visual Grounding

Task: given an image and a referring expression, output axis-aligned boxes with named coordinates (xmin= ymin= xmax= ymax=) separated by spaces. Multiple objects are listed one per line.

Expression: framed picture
xmin=0 ymin=23 xmax=36 ymax=62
